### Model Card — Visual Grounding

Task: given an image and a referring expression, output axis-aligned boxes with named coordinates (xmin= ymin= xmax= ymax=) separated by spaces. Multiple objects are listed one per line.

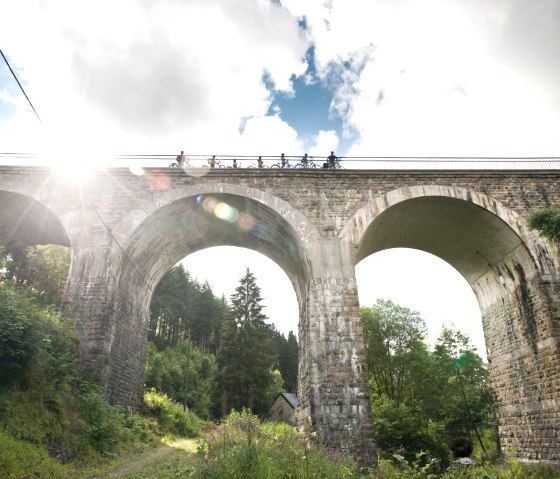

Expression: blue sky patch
xmin=267 ymin=46 xmax=355 ymax=155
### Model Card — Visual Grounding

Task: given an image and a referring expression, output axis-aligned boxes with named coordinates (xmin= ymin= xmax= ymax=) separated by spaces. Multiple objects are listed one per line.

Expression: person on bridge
xmin=281 ymin=153 xmax=287 ymax=168
xmin=257 ymin=156 xmax=264 ymax=168
xmin=208 ymin=155 xmax=217 ymax=168
xmin=327 ymin=151 xmax=338 ymax=169
xmin=302 ymin=153 xmax=309 ymax=168
xmin=232 ymin=159 xmax=238 ymax=168
xmin=176 ymin=150 xmax=186 ymax=167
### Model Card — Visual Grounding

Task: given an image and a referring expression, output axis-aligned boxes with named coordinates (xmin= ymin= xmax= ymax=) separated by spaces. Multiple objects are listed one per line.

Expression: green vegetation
xmin=216 ymin=268 xmax=282 ymax=416
xmin=362 ymin=299 xmax=497 ymax=468
xmin=0 ymin=246 xmax=200 ymax=477
xmin=526 ymin=207 xmax=560 ymax=244
xmin=143 ymin=389 xmax=202 ymax=438
xmin=193 ymin=411 xmax=560 ymax=479
xmin=147 ymin=264 xmax=298 ymax=416
xmin=193 ymin=409 xmax=358 ymax=479
xmin=145 ymin=340 xmax=217 ymax=419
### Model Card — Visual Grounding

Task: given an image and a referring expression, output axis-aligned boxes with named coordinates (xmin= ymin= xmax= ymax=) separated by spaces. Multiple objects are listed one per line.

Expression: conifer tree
xmin=217 ymin=268 xmax=277 ymax=416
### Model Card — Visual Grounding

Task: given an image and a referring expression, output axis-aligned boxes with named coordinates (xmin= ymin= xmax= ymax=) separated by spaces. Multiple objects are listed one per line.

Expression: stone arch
xmin=105 ymin=187 xmax=316 ymax=405
xmin=0 ymin=190 xmax=70 ymax=248
xmin=341 ymin=184 xmax=560 ymax=463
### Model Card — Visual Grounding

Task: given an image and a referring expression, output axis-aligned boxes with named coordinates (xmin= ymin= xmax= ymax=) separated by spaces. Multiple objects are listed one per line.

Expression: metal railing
xmin=1 ymin=153 xmax=560 ymax=170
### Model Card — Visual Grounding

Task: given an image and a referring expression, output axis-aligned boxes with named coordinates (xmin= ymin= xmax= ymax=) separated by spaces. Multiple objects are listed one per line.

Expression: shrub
xmin=75 ymin=390 xmax=130 ymax=455
xmin=0 ymin=284 xmax=40 ymax=385
xmin=526 ymin=207 xmax=560 ymax=244
xmin=143 ymin=388 xmax=202 ymax=437
xmin=371 ymin=395 xmax=452 ymax=470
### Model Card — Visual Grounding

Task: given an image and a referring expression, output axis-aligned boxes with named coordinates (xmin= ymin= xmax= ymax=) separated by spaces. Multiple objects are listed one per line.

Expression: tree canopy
xmin=361 ymin=299 xmax=496 ymax=464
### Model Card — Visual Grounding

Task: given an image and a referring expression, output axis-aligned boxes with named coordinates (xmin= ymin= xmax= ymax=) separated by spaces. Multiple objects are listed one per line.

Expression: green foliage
xmin=361 ymin=300 xmax=497 ymax=465
xmin=0 ymin=429 xmax=70 ymax=479
xmin=149 ymin=264 xmax=227 ymax=353
xmin=0 ymin=280 xmax=160 ymax=465
xmin=76 ymin=390 xmax=135 ymax=454
xmin=193 ymin=409 xmax=358 ymax=479
xmin=526 ymin=207 xmax=560 ymax=244
xmin=217 ymin=268 xmax=278 ymax=416
xmin=143 ymin=388 xmax=202 ymax=438
xmin=150 ymin=265 xmax=299 ymax=419
xmin=361 ymin=300 xmax=428 ymax=407
xmin=145 ymin=340 xmax=217 ymax=419
xmin=374 ymin=457 xmax=560 ymax=478
xmin=0 ymin=283 xmax=40 ymax=384
xmin=271 ymin=328 xmax=299 ymax=393
xmin=432 ymin=329 xmax=495 ymax=445
xmin=0 ymin=244 xmax=70 ymax=306
xmin=371 ymin=395 xmax=451 ymax=469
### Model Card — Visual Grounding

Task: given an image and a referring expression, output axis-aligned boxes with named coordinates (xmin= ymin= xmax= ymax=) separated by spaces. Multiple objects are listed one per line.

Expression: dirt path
xmin=82 ymin=438 xmax=198 ymax=479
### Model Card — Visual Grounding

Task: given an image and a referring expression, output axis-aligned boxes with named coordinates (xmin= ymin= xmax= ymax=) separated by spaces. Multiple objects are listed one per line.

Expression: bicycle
xmin=294 ymin=158 xmax=320 ymax=168
xmin=169 ymin=158 xmax=191 ymax=168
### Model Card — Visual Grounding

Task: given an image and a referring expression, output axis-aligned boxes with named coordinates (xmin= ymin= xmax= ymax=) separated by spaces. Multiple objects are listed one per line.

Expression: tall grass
xmin=193 ymin=409 xmax=359 ymax=479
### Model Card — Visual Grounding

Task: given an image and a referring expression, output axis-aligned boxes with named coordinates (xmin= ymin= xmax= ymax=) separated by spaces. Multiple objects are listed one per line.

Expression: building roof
xmin=280 ymin=392 xmax=298 ymax=408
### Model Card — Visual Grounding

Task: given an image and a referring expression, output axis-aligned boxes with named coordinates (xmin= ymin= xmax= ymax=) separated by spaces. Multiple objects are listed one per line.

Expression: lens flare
xmin=238 ymin=213 xmax=255 ymax=231
xmin=202 ymin=197 xmax=217 ymax=213
xmin=214 ymin=202 xmax=239 ymax=222
xmin=148 ymin=171 xmax=171 ymax=191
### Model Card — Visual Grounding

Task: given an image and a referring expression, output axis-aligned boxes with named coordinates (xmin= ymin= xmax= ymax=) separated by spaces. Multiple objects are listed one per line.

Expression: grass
xmin=77 ymin=438 xmax=200 ymax=479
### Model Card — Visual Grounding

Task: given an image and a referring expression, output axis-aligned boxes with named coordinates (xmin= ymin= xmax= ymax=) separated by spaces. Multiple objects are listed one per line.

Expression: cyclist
xmin=327 ymin=151 xmax=338 ymax=169
xmin=176 ymin=150 xmax=186 ymax=167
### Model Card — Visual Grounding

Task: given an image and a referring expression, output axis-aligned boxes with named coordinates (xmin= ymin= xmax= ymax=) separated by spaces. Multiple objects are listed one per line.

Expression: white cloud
xmin=309 ymin=129 xmax=338 ymax=157
xmin=281 ymin=0 xmax=560 ymax=157
xmin=0 ymin=0 xmax=309 ymax=155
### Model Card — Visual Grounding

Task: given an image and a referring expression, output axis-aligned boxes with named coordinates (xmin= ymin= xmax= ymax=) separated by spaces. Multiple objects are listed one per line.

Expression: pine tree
xmin=217 ymin=268 xmax=277 ymax=416
xmin=283 ymin=330 xmax=299 ymax=393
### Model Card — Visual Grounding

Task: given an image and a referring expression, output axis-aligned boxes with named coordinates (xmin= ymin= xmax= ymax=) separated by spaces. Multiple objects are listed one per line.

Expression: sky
xmin=2 ymin=0 xmax=560 ymax=358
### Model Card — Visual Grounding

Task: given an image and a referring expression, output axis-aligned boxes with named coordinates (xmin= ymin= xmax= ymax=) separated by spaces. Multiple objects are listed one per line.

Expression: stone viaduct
xmin=0 ymin=164 xmax=559 ymax=463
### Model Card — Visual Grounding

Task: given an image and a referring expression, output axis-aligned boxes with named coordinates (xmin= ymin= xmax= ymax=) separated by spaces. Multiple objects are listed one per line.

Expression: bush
xmin=526 ymin=207 xmax=560 ymax=244
xmin=0 ymin=284 xmax=40 ymax=385
xmin=0 ymin=429 xmax=69 ymax=479
xmin=143 ymin=388 xmax=202 ymax=438
xmin=371 ymin=396 xmax=452 ymax=470
xmin=75 ymin=390 xmax=132 ymax=455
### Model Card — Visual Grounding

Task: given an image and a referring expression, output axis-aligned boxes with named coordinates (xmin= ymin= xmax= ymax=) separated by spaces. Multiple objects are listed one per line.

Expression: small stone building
xmin=269 ymin=392 xmax=298 ymax=423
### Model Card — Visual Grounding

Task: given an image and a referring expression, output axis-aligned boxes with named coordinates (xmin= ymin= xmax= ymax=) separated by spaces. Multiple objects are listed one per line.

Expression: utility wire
xmin=0 ymin=48 xmax=42 ymax=123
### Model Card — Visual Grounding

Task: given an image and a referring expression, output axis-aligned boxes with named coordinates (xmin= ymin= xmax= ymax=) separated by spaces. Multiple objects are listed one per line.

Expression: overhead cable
xmin=0 ymin=48 xmax=42 ymax=123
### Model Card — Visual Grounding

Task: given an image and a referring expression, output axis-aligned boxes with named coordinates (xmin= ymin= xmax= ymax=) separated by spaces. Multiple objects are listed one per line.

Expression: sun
xmin=37 ymin=134 xmax=112 ymax=179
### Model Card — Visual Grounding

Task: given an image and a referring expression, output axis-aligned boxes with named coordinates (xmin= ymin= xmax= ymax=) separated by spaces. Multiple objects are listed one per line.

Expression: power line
xmin=0 ymin=48 xmax=42 ymax=123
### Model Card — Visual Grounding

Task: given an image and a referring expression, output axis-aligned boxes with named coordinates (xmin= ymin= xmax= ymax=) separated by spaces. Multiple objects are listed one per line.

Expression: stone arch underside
xmin=0 ymin=191 xmax=70 ymax=247
xmin=105 ymin=192 xmax=312 ymax=406
xmin=344 ymin=186 xmax=560 ymax=463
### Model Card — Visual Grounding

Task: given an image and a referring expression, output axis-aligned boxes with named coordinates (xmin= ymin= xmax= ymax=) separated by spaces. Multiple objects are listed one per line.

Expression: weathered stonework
xmin=1 ymin=166 xmax=560 ymax=463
